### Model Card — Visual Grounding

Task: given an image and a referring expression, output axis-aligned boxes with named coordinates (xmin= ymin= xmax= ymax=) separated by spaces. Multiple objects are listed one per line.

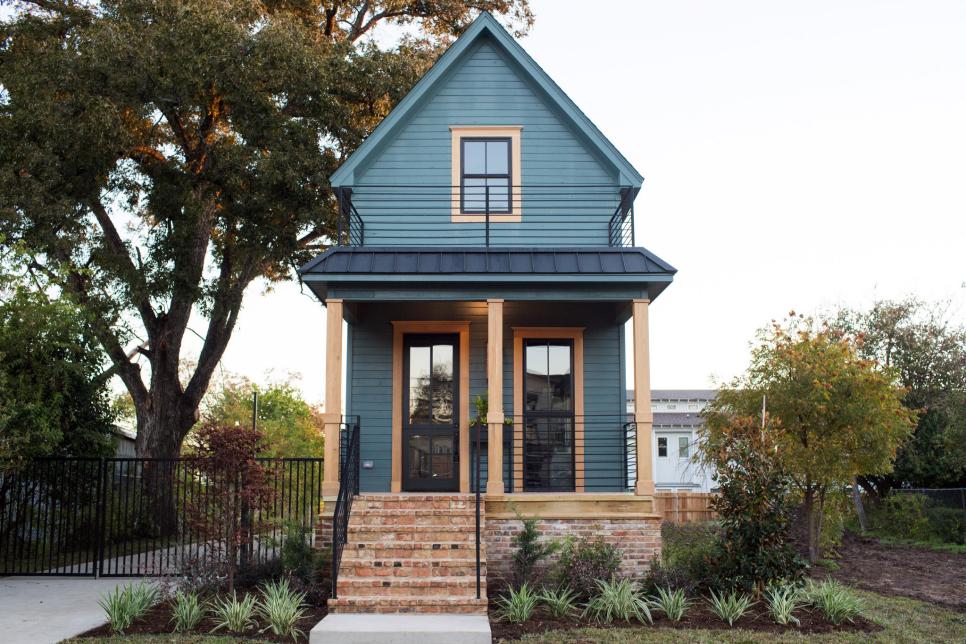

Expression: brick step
xmin=350 ymin=509 xmax=483 ymax=524
xmin=327 ymin=596 xmax=489 ymax=615
xmin=346 ymin=542 xmax=484 ymax=560
xmin=337 ymin=577 xmax=482 ymax=598
xmin=347 ymin=526 xmax=478 ymax=544
xmin=354 ymin=495 xmax=477 ymax=512
xmin=349 ymin=516 xmax=481 ymax=529
xmin=341 ymin=559 xmax=486 ymax=578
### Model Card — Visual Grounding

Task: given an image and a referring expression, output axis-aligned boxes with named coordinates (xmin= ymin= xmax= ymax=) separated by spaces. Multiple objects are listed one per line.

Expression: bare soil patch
xmin=823 ymin=531 xmax=966 ymax=611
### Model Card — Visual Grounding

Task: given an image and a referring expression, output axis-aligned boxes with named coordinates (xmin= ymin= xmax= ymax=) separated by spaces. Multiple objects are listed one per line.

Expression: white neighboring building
xmin=628 ymin=389 xmax=717 ymax=492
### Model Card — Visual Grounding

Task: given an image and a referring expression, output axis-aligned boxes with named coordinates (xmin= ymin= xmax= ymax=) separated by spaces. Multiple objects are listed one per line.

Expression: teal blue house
xmin=301 ymin=13 xmax=675 ymax=615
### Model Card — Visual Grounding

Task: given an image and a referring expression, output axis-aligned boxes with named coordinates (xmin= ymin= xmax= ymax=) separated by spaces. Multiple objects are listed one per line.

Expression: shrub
xmin=510 ymin=515 xmax=557 ymax=587
xmin=495 ymin=583 xmax=539 ymax=624
xmin=280 ymin=521 xmax=317 ymax=582
xmin=538 ymin=587 xmax=579 ymax=619
xmin=583 ymin=579 xmax=652 ymax=624
xmin=868 ymin=494 xmax=932 ymax=541
xmin=170 ymin=591 xmax=204 ymax=632
xmin=552 ymin=536 xmax=623 ymax=599
xmin=640 ymin=557 xmax=699 ymax=595
xmin=802 ymin=579 xmax=863 ymax=625
xmin=209 ymin=592 xmax=258 ymax=634
xmin=927 ymin=507 xmax=966 ymax=545
xmin=700 ymin=415 xmax=804 ymax=591
xmin=258 ymin=578 xmax=308 ymax=640
xmin=706 ymin=589 xmax=755 ymax=626
xmin=647 ymin=522 xmax=720 ymax=592
xmin=764 ymin=582 xmax=801 ymax=626
xmin=649 ymin=586 xmax=691 ymax=622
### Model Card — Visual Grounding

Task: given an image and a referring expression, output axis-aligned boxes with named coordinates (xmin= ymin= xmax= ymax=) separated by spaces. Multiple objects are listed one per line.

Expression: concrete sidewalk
xmin=0 ymin=576 xmax=154 ymax=644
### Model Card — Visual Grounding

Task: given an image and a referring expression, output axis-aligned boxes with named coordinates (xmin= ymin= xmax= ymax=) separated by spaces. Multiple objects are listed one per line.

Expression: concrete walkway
xmin=0 ymin=576 xmax=154 ymax=644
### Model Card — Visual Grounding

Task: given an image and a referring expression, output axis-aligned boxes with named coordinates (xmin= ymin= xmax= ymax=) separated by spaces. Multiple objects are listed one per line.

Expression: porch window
xmin=522 ymin=339 xmax=575 ymax=491
xmin=461 ymin=138 xmax=511 ymax=214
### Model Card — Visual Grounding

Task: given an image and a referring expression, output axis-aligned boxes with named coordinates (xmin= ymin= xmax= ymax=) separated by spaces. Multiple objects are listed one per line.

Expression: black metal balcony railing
xmin=471 ymin=414 xmax=637 ymax=494
xmin=335 ymin=185 xmax=636 ymax=248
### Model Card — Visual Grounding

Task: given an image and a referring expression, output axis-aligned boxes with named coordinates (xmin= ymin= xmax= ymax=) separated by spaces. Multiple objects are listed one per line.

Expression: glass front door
xmin=402 ymin=334 xmax=459 ymax=492
xmin=522 ymin=339 xmax=575 ymax=491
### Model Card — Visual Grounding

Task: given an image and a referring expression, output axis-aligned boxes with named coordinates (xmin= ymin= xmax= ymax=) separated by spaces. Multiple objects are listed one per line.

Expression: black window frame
xmin=460 ymin=137 xmax=512 ymax=215
xmin=521 ymin=338 xmax=576 ymax=492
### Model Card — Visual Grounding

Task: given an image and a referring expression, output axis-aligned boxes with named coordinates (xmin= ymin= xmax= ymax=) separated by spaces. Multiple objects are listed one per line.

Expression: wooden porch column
xmin=322 ymin=298 xmax=344 ymax=498
xmin=486 ymin=299 xmax=505 ymax=495
xmin=632 ymin=298 xmax=656 ymax=496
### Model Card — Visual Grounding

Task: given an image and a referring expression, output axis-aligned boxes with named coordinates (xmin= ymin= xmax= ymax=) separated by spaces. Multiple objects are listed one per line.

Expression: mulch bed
xmin=489 ymin=601 xmax=881 ymax=642
xmin=822 ymin=531 xmax=966 ymax=612
xmin=77 ymin=599 xmax=328 ymax=643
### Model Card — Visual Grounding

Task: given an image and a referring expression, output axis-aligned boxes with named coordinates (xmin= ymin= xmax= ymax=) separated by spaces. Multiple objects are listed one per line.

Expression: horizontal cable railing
xmin=472 ymin=414 xmax=637 ymax=493
xmin=336 ymin=184 xmax=635 ymax=248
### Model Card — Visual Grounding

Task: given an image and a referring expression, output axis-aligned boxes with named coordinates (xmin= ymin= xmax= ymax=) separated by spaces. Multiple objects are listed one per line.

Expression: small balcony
xmin=334 ymin=184 xmax=637 ymax=248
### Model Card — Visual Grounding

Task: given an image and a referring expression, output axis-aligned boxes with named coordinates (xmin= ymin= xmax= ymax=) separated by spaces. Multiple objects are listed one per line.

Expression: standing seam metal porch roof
xmin=299 ymin=247 xmax=677 ymax=277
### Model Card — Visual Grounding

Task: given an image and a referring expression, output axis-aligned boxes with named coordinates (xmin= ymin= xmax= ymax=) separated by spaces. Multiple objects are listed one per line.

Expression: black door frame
xmin=402 ymin=333 xmax=460 ymax=492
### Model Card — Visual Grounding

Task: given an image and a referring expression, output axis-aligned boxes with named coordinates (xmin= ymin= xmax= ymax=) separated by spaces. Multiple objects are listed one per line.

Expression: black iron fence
xmin=0 ymin=457 xmax=323 ymax=577
xmin=334 ymin=184 xmax=636 ymax=248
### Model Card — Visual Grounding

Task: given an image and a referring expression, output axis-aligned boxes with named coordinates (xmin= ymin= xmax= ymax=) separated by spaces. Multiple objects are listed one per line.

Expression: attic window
xmin=450 ymin=126 xmax=522 ymax=222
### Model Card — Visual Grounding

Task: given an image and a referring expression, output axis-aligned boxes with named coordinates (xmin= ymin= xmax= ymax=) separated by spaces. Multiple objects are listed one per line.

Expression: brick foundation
xmin=484 ymin=516 xmax=661 ymax=587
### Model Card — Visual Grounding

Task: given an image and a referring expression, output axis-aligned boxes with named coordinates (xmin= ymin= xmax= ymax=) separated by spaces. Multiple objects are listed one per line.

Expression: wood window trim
xmin=512 ymin=327 xmax=584 ymax=493
xmin=391 ymin=321 xmax=471 ymax=493
xmin=450 ymin=126 xmax=522 ymax=222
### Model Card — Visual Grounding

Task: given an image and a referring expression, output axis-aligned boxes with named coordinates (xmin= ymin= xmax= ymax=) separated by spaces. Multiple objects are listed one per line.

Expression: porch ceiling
xmin=299 ymin=247 xmax=676 ymax=303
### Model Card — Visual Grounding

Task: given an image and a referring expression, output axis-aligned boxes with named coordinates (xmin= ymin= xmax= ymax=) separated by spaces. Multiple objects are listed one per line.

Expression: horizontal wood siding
xmin=352 ymin=36 xmax=619 ymax=247
xmin=348 ymin=301 xmax=625 ymax=492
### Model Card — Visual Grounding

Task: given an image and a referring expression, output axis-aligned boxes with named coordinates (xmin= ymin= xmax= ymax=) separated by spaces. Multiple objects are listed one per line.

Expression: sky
xmin=212 ymin=0 xmax=966 ymax=405
xmin=9 ymin=1 xmax=962 ymax=405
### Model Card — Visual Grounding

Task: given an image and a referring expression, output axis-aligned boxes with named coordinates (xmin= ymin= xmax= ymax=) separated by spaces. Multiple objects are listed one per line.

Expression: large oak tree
xmin=0 ymin=1 xmax=533 ymax=460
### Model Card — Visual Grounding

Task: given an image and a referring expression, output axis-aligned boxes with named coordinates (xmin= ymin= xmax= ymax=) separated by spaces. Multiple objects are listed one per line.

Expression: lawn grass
xmin=509 ymin=589 xmax=966 ymax=643
xmin=69 ymin=635 xmax=273 ymax=643
xmin=868 ymin=533 xmax=966 ymax=554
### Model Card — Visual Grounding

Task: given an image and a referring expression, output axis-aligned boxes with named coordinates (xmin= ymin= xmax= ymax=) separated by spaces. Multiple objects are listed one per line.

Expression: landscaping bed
xmin=489 ymin=601 xmax=880 ymax=642
xmin=824 ymin=531 xmax=966 ymax=611
xmin=76 ymin=598 xmax=326 ymax=643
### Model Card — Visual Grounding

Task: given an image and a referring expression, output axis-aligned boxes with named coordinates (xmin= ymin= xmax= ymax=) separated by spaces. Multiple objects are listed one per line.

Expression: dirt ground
xmin=823 ymin=531 xmax=966 ymax=611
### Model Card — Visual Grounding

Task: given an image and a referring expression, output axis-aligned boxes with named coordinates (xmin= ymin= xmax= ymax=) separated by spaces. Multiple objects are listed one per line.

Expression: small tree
xmin=699 ymin=414 xmax=802 ymax=590
xmin=707 ymin=314 xmax=917 ymax=562
xmin=509 ymin=514 xmax=556 ymax=588
xmin=187 ymin=421 xmax=274 ymax=592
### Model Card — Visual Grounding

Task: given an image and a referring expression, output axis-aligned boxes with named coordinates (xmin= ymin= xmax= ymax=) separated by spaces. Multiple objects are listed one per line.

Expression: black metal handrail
xmin=334 ymin=184 xmax=636 ymax=248
xmin=330 ymin=416 xmax=361 ymax=599
xmin=473 ymin=421 xmax=483 ymax=599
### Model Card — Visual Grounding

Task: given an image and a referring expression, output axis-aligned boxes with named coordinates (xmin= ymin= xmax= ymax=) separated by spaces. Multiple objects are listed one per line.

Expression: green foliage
xmin=0 ymin=288 xmax=115 ymax=461
xmin=706 ymin=589 xmax=755 ymax=627
xmin=552 ymin=536 xmax=623 ymax=600
xmin=279 ymin=521 xmax=317 ymax=582
xmin=648 ymin=586 xmax=691 ymax=622
xmin=705 ymin=314 xmax=916 ymax=562
xmin=764 ymin=582 xmax=802 ymax=626
xmin=866 ymin=493 xmax=966 ymax=545
xmin=202 ymin=377 xmax=324 ymax=458
xmin=97 ymin=583 xmax=157 ymax=634
xmin=0 ymin=0 xmax=533 ymax=460
xmin=834 ymin=299 xmax=966 ymax=490
xmin=257 ymin=578 xmax=308 ymax=640
xmin=582 ymin=579 xmax=652 ymax=625
xmin=170 ymin=591 xmax=204 ymax=633
xmin=538 ymin=587 xmax=579 ymax=619
xmin=802 ymin=579 xmax=863 ymax=625
xmin=510 ymin=514 xmax=557 ymax=586
xmin=699 ymin=415 xmax=803 ymax=591
xmin=495 ymin=583 xmax=539 ymax=624
xmin=209 ymin=592 xmax=258 ymax=634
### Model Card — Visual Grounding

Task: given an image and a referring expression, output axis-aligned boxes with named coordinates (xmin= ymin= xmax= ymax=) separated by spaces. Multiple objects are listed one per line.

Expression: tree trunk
xmin=134 ymin=381 xmax=198 ymax=538
xmin=851 ymin=478 xmax=868 ymax=532
xmin=803 ymin=488 xmax=822 ymax=563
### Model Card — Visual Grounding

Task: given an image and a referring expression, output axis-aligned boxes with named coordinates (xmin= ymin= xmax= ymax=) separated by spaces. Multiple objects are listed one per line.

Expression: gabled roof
xmin=330 ymin=12 xmax=644 ymax=187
